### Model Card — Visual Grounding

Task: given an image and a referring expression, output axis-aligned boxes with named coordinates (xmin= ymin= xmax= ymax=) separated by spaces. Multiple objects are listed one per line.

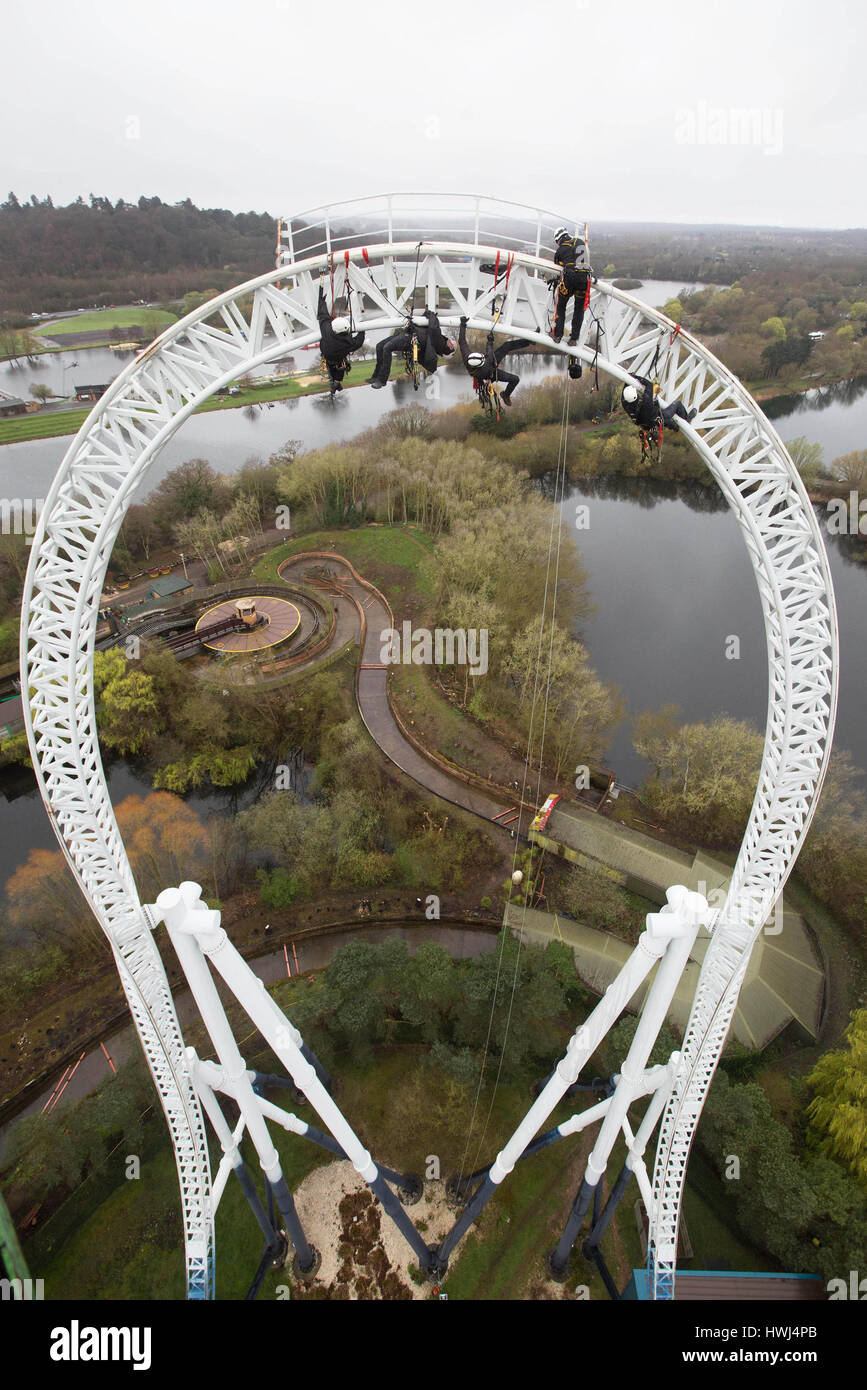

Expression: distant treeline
xmin=5 ymin=192 xmax=867 ymax=319
xmin=0 ymin=193 xmax=275 ymax=314
xmin=591 ymin=222 xmax=867 ymax=287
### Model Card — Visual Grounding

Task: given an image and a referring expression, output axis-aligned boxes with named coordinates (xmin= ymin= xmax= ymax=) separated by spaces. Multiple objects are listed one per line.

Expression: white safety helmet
xmin=553 ymin=227 xmax=570 ymax=243
xmin=331 ymin=316 xmax=350 ymax=334
xmin=622 ymin=385 xmax=639 ymax=404
xmin=467 ymin=352 xmax=485 ymax=368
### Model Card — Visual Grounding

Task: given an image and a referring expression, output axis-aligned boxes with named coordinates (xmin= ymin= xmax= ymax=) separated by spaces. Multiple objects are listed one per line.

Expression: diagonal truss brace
xmin=150 ymin=881 xmax=434 ymax=1278
xmin=433 ymin=888 xmax=708 ymax=1275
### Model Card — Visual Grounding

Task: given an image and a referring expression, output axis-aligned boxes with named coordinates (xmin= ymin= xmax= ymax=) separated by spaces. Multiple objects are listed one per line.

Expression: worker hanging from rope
xmin=620 ymin=373 xmax=696 ymax=453
xmin=317 ymin=285 xmax=365 ymax=396
xmin=369 ymin=308 xmax=454 ymax=389
xmin=458 ymin=317 xmax=531 ymax=409
xmin=550 ymin=227 xmax=594 ymax=346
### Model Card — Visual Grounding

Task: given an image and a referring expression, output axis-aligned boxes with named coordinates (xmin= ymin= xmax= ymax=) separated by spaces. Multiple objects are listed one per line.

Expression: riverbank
xmin=0 ymin=352 xmax=409 ymax=446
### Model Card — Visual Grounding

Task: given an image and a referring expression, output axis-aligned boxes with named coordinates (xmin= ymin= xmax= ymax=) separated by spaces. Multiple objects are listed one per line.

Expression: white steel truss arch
xmin=21 ymin=201 xmax=837 ymax=1300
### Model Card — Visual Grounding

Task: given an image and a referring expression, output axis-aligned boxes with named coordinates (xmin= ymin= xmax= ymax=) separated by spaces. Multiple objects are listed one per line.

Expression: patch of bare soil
xmin=285 ymin=1160 xmax=468 ymax=1300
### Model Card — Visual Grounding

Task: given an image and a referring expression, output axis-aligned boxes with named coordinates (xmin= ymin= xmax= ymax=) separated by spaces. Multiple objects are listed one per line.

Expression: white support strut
xmin=20 ymin=195 xmax=837 ymax=1299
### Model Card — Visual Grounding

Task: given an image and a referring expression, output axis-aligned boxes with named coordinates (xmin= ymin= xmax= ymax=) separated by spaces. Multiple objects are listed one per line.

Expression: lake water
xmin=629 ymin=279 xmax=709 ymax=308
xmin=554 ymin=378 xmax=867 ymax=786
xmin=0 ymin=353 xmax=569 ymax=498
xmin=0 ymin=345 xmax=135 ymax=402
xmin=2 ymin=340 xmax=865 ymax=885
xmin=561 ymin=472 xmax=866 ymax=787
xmin=0 ymin=751 xmax=293 ymax=896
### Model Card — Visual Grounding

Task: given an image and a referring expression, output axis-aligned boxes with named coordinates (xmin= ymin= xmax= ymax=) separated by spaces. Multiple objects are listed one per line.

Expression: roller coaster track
xmin=21 ymin=195 xmax=837 ymax=1299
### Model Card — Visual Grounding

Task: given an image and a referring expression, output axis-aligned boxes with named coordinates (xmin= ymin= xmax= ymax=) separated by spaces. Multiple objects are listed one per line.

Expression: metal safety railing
xmin=277 ymin=192 xmax=589 ymax=266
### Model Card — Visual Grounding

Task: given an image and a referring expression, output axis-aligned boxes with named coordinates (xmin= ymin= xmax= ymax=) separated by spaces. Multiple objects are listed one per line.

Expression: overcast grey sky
xmin=3 ymin=0 xmax=865 ymax=228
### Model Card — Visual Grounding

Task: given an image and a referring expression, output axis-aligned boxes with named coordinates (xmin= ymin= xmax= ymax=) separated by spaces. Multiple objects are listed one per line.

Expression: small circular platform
xmin=196 ymin=596 xmax=301 ymax=653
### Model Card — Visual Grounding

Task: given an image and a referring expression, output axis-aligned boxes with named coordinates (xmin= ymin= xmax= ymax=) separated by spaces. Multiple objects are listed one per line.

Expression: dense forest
xmin=0 ymin=193 xmax=275 ymax=314
xmin=4 ymin=193 xmax=867 ymax=321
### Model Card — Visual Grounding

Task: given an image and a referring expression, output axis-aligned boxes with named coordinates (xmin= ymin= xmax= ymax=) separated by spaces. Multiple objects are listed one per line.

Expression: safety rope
xmin=491 ymin=252 xmax=514 ymax=330
xmin=588 ymin=310 xmax=605 ymax=392
xmin=343 ymin=250 xmax=355 ymax=333
xmin=458 ymin=373 xmax=573 ymax=1181
xmin=357 ymin=246 xmax=410 ymax=321
xmin=410 ymin=240 xmax=423 ymax=314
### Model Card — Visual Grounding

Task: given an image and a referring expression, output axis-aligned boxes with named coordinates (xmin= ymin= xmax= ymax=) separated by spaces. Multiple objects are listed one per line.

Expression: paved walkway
xmin=279 ymin=552 xmax=825 ymax=1051
xmin=280 ymin=554 xmax=512 ymax=823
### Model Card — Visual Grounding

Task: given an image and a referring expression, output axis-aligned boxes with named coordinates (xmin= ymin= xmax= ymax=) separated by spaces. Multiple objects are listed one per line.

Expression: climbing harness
xmin=402 ymin=241 xmax=426 ymax=390
xmin=466 ymin=255 xmax=516 ymax=411
xmin=404 ymin=327 xmax=422 ymax=390
xmin=639 ymin=419 xmax=664 ymax=464
xmin=635 ymin=322 xmax=683 ymax=459
xmin=473 ymin=375 xmax=500 ymax=420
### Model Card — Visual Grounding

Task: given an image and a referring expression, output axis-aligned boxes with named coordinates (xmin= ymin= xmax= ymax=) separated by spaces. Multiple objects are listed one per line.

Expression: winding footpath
xmin=278 ymin=552 xmax=517 ymax=823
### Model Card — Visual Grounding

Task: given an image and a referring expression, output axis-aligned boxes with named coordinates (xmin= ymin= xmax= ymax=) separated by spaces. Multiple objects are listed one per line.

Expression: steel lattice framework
xmin=20 ymin=196 xmax=837 ymax=1299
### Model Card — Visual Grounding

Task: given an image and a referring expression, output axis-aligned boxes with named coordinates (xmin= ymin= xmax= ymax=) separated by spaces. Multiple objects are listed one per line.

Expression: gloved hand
xmin=459 ymin=315 xmax=468 ymax=325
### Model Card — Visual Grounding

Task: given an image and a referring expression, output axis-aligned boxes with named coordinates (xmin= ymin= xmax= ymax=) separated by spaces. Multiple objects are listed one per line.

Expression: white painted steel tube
xmin=488 ymin=929 xmax=667 ymax=1184
xmin=585 ymin=890 xmax=705 ymax=1185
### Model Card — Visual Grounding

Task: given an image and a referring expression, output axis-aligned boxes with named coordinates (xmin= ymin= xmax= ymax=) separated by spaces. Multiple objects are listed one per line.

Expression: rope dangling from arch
xmin=458 ymin=369 xmax=575 ymax=1180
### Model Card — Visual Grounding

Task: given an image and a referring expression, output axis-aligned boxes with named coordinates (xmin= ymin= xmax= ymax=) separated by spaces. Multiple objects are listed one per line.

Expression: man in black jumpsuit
xmin=317 ymin=286 xmax=365 ymax=394
xmin=457 ymin=318 xmax=531 ymax=406
xmin=621 ymin=375 xmax=696 ymax=431
xmin=552 ymin=229 xmax=593 ymax=346
xmin=369 ymin=308 xmax=454 ymax=388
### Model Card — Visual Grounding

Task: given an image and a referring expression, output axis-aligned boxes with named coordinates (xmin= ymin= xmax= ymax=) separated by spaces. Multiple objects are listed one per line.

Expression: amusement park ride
xmin=20 ymin=195 xmax=838 ymax=1300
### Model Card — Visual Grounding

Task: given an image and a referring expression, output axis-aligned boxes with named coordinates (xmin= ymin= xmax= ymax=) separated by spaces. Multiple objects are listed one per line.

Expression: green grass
xmin=0 ymin=408 xmax=89 ymax=444
xmin=31 ymin=1121 xmax=331 ymax=1301
xmin=391 ymin=663 xmax=498 ymax=777
xmin=35 ymin=307 xmax=177 ymax=337
xmin=255 ymin=525 xmax=437 ymax=615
